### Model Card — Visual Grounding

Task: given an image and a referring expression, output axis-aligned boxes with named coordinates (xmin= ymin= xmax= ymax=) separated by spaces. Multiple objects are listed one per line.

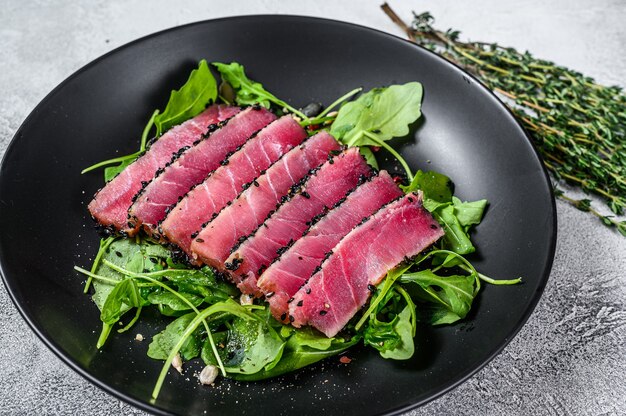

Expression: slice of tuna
xmin=191 ymin=131 xmax=341 ymax=271
xmin=88 ymin=105 xmax=240 ymax=234
xmin=259 ymin=171 xmax=403 ymax=321
xmin=231 ymin=148 xmax=372 ymax=298
xmin=160 ymin=116 xmax=307 ymax=256
xmin=129 ymin=107 xmax=277 ymax=233
xmin=289 ymin=192 xmax=444 ymax=337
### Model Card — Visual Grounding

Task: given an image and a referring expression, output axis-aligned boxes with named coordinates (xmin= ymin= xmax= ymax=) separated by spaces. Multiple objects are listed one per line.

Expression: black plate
xmin=0 ymin=15 xmax=555 ymax=416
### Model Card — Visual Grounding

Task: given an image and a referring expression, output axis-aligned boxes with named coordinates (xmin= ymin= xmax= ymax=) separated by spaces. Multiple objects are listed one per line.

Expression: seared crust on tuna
xmin=128 ymin=107 xmax=277 ymax=234
xmin=259 ymin=171 xmax=403 ymax=321
xmin=87 ymin=105 xmax=240 ymax=234
xmin=190 ymin=131 xmax=341 ymax=271
xmin=230 ymin=147 xmax=372 ymax=298
xmin=160 ymin=116 xmax=307 ymax=256
xmin=289 ymin=193 xmax=444 ymax=337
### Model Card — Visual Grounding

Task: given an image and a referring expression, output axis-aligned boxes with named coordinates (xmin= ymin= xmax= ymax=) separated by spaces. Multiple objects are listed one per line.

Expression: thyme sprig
xmin=381 ymin=3 xmax=626 ymax=235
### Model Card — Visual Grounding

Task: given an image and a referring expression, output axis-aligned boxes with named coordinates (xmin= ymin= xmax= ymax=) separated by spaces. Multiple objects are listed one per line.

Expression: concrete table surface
xmin=1 ymin=1 xmax=624 ymax=414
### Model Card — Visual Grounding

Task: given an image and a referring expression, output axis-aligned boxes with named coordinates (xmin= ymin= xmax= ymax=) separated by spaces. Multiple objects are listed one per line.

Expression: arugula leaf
xmin=435 ymin=205 xmax=475 ymax=254
xmin=154 ymin=60 xmax=218 ymax=136
xmin=82 ymin=109 xmax=157 ymax=181
xmin=379 ymin=306 xmax=415 ymax=359
xmin=103 ymin=157 xmax=135 ymax=182
xmin=362 ymin=284 xmax=416 ymax=360
xmin=148 ymin=313 xmax=203 ymax=361
xmin=452 ymin=197 xmax=488 ymax=230
xmin=400 ymin=170 xmax=484 ymax=254
xmin=400 ymin=170 xmax=453 ymax=204
xmin=213 ymin=62 xmax=306 ymax=119
xmin=401 ymin=269 xmax=476 ymax=325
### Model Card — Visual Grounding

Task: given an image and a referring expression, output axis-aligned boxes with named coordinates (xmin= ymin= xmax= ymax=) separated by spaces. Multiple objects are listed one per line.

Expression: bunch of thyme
xmin=381 ymin=3 xmax=626 ymax=236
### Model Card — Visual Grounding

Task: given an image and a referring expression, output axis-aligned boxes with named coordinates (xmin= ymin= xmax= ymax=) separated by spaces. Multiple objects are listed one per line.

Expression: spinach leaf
xmin=329 ymin=82 xmax=423 ymax=179
xmin=152 ymin=300 xmax=260 ymax=399
xmin=330 ymin=82 xmax=423 ymax=147
xmin=221 ymin=314 xmax=286 ymax=375
xmin=147 ymin=291 xmax=203 ymax=311
xmin=97 ymin=278 xmax=143 ymax=348
xmin=148 ymin=312 xmax=202 ymax=361
xmin=213 ymin=62 xmax=306 ymax=119
xmin=228 ymin=334 xmax=360 ymax=382
xmin=92 ymin=238 xmax=167 ymax=310
xmin=164 ymin=267 xmax=238 ymax=302
xmin=400 ymin=269 xmax=476 ymax=325
xmin=100 ymin=278 xmax=142 ymax=324
xmin=154 ymin=60 xmax=218 ymax=136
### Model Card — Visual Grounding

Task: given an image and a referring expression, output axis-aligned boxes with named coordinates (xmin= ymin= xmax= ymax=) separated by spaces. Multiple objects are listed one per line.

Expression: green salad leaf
xmin=401 ymin=270 xmax=476 ymax=325
xmin=402 ymin=169 xmax=487 ymax=254
xmin=229 ymin=332 xmax=360 ymax=381
xmin=213 ymin=62 xmax=307 ymax=119
xmin=220 ymin=313 xmax=286 ymax=374
xmin=154 ymin=60 xmax=217 ymax=136
xmin=148 ymin=312 xmax=203 ymax=361
xmin=330 ymin=82 xmax=423 ymax=146
xmin=330 ymin=82 xmax=423 ymax=177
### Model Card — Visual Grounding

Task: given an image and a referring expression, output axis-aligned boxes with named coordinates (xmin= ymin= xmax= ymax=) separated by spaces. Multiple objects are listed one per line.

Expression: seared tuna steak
xmin=190 ymin=132 xmax=341 ymax=271
xmin=289 ymin=193 xmax=444 ymax=337
xmin=231 ymin=148 xmax=372 ymax=297
xmin=259 ymin=171 xmax=403 ymax=321
xmin=160 ymin=116 xmax=306 ymax=256
xmin=129 ymin=107 xmax=277 ymax=233
xmin=87 ymin=105 xmax=239 ymax=234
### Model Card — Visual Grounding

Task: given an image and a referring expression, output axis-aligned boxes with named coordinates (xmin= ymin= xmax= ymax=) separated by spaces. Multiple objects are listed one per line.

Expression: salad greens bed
xmin=76 ymin=60 xmax=520 ymax=400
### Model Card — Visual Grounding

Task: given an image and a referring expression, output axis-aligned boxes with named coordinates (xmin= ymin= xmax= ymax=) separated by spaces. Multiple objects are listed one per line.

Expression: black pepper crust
xmin=261 ymin=170 xmax=378 ymax=272
xmin=126 ymin=113 xmax=239 ymax=224
xmin=294 ymin=193 xmax=409 ymax=292
xmin=195 ymin=136 xmax=307 ymax=234
xmin=226 ymin=141 xmax=341 ymax=256
xmin=156 ymin=124 xmax=268 ymax=230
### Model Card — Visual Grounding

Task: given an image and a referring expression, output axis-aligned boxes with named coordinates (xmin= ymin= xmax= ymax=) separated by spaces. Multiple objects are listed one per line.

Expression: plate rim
xmin=0 ymin=14 xmax=557 ymax=416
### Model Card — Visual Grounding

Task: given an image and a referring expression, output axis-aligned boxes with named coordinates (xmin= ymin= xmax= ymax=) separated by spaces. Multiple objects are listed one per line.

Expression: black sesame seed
xmin=319 ymin=310 xmax=327 ymax=316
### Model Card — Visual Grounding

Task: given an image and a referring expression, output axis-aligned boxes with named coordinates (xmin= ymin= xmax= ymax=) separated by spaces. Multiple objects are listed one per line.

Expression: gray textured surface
xmin=1 ymin=0 xmax=625 ymax=415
